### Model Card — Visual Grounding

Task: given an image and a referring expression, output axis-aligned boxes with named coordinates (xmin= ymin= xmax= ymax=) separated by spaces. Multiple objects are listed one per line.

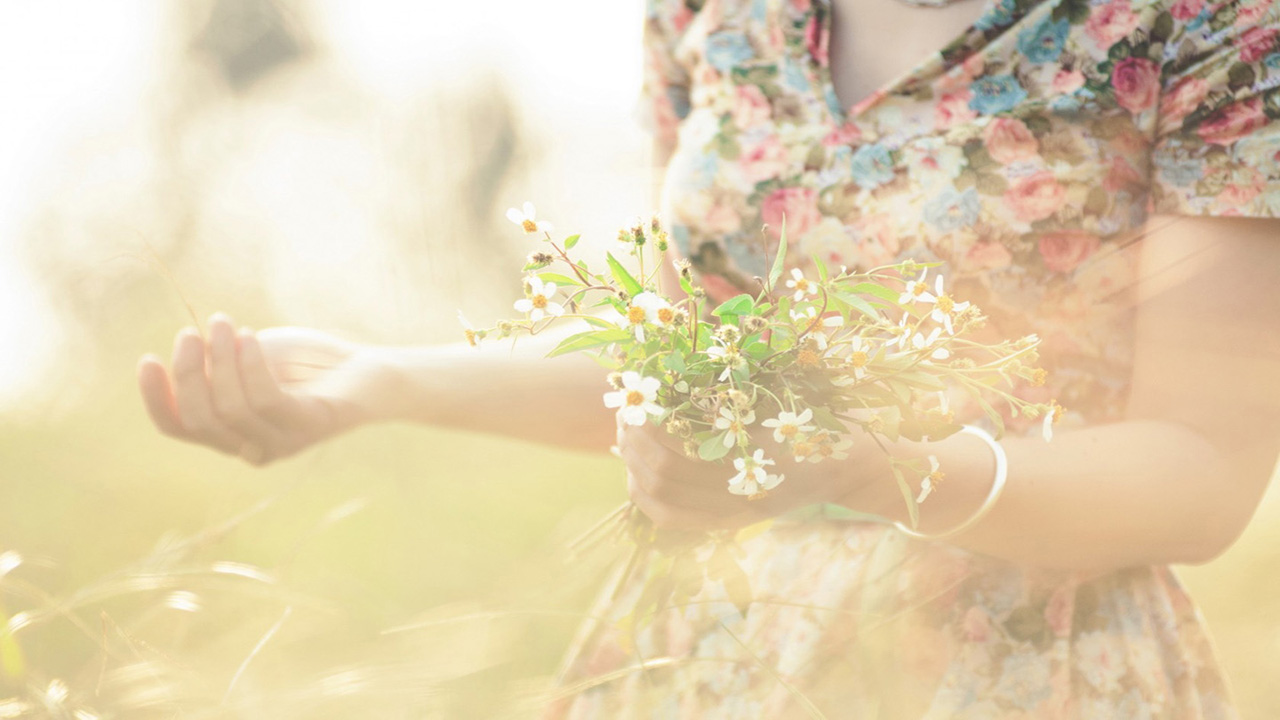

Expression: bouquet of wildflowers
xmin=466 ymin=203 xmax=1059 ymax=525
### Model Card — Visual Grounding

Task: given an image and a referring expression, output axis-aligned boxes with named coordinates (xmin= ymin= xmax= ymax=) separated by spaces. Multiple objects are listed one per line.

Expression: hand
xmin=138 ymin=313 xmax=387 ymax=466
xmin=618 ymin=420 xmax=867 ymax=532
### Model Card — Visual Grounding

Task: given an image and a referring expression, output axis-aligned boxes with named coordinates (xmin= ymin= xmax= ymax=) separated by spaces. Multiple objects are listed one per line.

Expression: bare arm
xmin=621 ymin=215 xmax=1280 ymax=571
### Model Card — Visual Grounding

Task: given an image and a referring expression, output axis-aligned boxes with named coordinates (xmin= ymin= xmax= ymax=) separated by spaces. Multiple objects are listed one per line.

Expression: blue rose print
xmin=924 ymin=187 xmax=981 ymax=231
xmin=969 ymin=75 xmax=1028 ymax=115
xmin=706 ymin=32 xmax=755 ymax=74
xmin=1018 ymin=18 xmax=1070 ymax=64
xmin=975 ymin=0 xmax=1016 ymax=31
xmin=851 ymin=143 xmax=896 ymax=188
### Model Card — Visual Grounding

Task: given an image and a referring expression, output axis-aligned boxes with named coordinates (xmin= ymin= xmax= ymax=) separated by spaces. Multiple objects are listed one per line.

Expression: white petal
xmin=620 ymin=371 xmax=641 ymax=389
xmin=643 ymin=402 xmax=664 ymax=416
xmin=514 ymin=299 xmax=532 ymax=312
xmin=791 ymin=267 xmax=804 ymax=280
xmin=639 ymin=377 xmax=661 ymax=396
xmin=934 ymin=274 xmax=945 ymax=295
xmin=796 ymin=408 xmax=813 ymax=424
xmin=546 ymin=302 xmax=565 ymax=317
xmin=530 ymin=309 xmax=545 ymax=321
xmin=506 ymin=208 xmax=524 ymax=224
xmin=621 ymin=406 xmax=647 ymax=426
xmin=1043 ymin=414 xmax=1054 ymax=442
xmin=542 ymin=282 xmax=557 ymax=298
xmin=523 ymin=201 xmax=536 ymax=218
xmin=603 ymin=391 xmax=625 ymax=408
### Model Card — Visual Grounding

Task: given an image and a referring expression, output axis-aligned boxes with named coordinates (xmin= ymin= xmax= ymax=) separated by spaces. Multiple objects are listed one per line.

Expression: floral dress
xmin=552 ymin=0 xmax=1279 ymax=716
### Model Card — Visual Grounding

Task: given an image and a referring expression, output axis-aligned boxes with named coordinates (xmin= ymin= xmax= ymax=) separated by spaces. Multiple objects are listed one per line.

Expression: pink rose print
xmin=1052 ymin=68 xmax=1085 ymax=94
xmin=733 ymin=84 xmax=773 ymax=129
xmin=1045 ymin=586 xmax=1075 ymax=638
xmin=1216 ymin=166 xmax=1266 ymax=207
xmin=1197 ymin=97 xmax=1268 ymax=146
xmin=1005 ymin=171 xmax=1067 ymax=222
xmin=1237 ymin=0 xmax=1272 ymax=27
xmin=761 ymin=186 xmax=822 ymax=239
xmin=805 ymin=15 xmax=828 ymax=67
xmin=1157 ymin=76 xmax=1209 ymax=135
xmin=1236 ymin=25 xmax=1279 ymax=64
xmin=852 ymin=213 xmax=902 ymax=267
xmin=1085 ymin=0 xmax=1140 ymax=48
xmin=1111 ymin=57 xmax=1160 ymax=114
xmin=1170 ymin=0 xmax=1203 ymax=19
xmin=935 ymin=90 xmax=978 ymax=130
xmin=983 ymin=118 xmax=1040 ymax=164
xmin=1103 ymin=156 xmax=1143 ymax=193
xmin=739 ymin=134 xmax=791 ymax=184
xmin=965 ymin=240 xmax=1013 ymax=271
xmin=823 ymin=122 xmax=863 ymax=147
xmin=963 ymin=606 xmax=990 ymax=642
xmin=1038 ymin=230 xmax=1101 ymax=273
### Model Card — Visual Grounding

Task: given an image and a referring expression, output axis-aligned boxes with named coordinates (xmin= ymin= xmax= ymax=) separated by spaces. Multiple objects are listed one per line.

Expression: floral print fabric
xmin=551 ymin=0 xmax=1274 ymax=715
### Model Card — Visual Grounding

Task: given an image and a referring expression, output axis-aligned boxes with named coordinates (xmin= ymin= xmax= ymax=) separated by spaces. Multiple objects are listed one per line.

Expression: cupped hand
xmin=618 ymin=420 xmax=866 ymax=532
xmin=138 ymin=313 xmax=384 ymax=466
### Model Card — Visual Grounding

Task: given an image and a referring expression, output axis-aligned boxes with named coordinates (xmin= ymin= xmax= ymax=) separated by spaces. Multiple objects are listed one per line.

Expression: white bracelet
xmin=893 ymin=424 xmax=1008 ymax=541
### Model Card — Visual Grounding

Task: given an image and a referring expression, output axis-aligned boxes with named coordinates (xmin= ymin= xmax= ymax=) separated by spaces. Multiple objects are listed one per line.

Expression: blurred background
xmin=0 ymin=1 xmax=1278 ymax=718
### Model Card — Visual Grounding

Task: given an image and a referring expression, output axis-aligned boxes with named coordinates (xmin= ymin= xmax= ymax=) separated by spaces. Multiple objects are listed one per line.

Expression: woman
xmin=140 ymin=0 xmax=1280 ymax=715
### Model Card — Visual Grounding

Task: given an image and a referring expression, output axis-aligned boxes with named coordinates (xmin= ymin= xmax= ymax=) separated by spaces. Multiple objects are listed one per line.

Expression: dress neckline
xmin=812 ymin=0 xmax=1028 ymax=130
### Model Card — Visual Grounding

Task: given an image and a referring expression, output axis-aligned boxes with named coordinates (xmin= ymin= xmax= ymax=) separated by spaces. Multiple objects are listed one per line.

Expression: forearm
xmin=361 ymin=320 xmax=617 ymax=453
xmin=840 ymin=419 xmax=1249 ymax=571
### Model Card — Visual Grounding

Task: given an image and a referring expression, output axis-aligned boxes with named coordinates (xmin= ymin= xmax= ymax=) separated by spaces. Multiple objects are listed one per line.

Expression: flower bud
xmin=665 ymin=417 xmax=693 ymax=438
xmin=606 ymin=371 xmax=624 ymax=390
xmin=632 ymin=225 xmax=646 ymax=246
xmin=674 ymin=258 xmax=693 ymax=279
xmin=672 ymin=308 xmax=689 ymax=326
xmin=525 ymin=251 xmax=554 ymax=269
xmin=716 ymin=325 xmax=741 ymax=344
xmin=683 ymin=441 xmax=699 ymax=459
xmin=727 ymin=389 xmax=751 ymax=409
xmin=496 ymin=320 xmax=515 ymax=337
xmin=741 ymin=315 xmax=767 ymax=336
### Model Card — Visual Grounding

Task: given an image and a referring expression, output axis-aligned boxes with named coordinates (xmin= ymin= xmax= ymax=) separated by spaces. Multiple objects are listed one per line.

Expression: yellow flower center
xmin=779 ymin=424 xmax=799 ymax=439
xmin=936 ymin=295 xmax=955 ymax=314
xmin=657 ymin=307 xmax=675 ymax=324
xmin=929 ymin=470 xmax=945 ymax=484
xmin=627 ymin=305 xmax=646 ymax=324
xmin=796 ymin=278 xmax=810 ymax=291
xmin=793 ymin=441 xmax=815 ymax=456
xmin=1030 ymin=368 xmax=1048 ymax=387
xmin=796 ymin=349 xmax=820 ymax=367
xmin=626 ymin=390 xmax=645 ymax=406
xmin=911 ymin=283 xmax=927 ymax=297
xmin=464 ymin=329 xmax=478 ymax=347
xmin=1052 ymin=404 xmax=1063 ymax=422
xmin=521 ymin=219 xmax=538 ymax=233
xmin=849 ymin=351 xmax=869 ymax=368
xmin=532 ymin=295 xmax=548 ymax=309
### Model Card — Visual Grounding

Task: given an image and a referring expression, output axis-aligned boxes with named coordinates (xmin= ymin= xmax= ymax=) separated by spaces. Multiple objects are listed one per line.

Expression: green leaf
xmin=712 ymin=294 xmax=755 ymax=319
xmin=606 ymin=253 xmax=644 ymax=296
xmin=895 ymin=370 xmax=947 ymax=391
xmin=536 ymin=272 xmax=582 ymax=287
xmin=841 ymin=282 xmax=899 ymax=304
xmin=698 ymin=434 xmax=732 ymax=461
xmin=832 ymin=291 xmax=882 ymax=320
xmin=767 ymin=218 xmax=788 ymax=290
xmin=663 ymin=352 xmax=686 ymax=374
xmin=563 ymin=233 xmax=581 ymax=250
xmin=547 ymin=328 xmax=631 ymax=357
xmin=579 ymin=314 xmax=619 ymax=329
xmin=679 ymin=273 xmax=696 ymax=297
xmin=812 ymin=253 xmax=828 ymax=282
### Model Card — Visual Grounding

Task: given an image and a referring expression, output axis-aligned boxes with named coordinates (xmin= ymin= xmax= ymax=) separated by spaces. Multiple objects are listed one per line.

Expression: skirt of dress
xmin=546 ymin=519 xmax=1238 ymax=720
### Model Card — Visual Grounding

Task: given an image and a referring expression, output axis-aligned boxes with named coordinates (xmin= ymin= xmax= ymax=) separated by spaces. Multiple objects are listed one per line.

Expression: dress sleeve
xmin=1149 ymin=0 xmax=1280 ymax=217
xmin=637 ymin=0 xmax=693 ymax=146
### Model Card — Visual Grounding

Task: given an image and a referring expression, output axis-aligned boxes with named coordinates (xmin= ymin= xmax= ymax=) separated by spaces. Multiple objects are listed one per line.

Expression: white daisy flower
xmin=727 ymin=449 xmax=783 ymax=496
xmin=846 ymin=335 xmax=872 ymax=380
xmin=919 ymin=274 xmax=970 ymax=334
xmin=761 ymin=408 xmax=816 ymax=444
xmin=785 ymin=267 xmax=817 ymax=302
xmin=713 ymin=406 xmax=757 ymax=449
xmin=886 ymin=312 xmax=913 ymax=349
xmin=898 ymin=269 xmax=932 ymax=304
xmin=916 ymin=455 xmax=944 ymax=503
xmin=705 ymin=343 xmax=746 ymax=381
xmin=602 ymin=372 xmax=664 ymax=426
xmin=633 ymin=292 xmax=678 ymax=328
xmin=911 ymin=327 xmax=951 ymax=360
xmin=513 ymin=277 xmax=565 ymax=321
xmin=790 ymin=305 xmax=842 ymax=329
xmin=506 ymin=202 xmax=553 ymax=235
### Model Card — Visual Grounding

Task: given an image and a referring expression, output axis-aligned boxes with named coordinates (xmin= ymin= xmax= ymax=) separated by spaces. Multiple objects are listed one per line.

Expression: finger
xmin=620 ymin=430 xmax=727 ymax=508
xmin=170 ymin=327 xmax=244 ymax=454
xmin=137 ymin=354 xmax=188 ymax=439
xmin=627 ymin=471 xmax=741 ymax=532
xmin=237 ymin=328 xmax=308 ymax=428
xmin=206 ymin=315 xmax=292 ymax=460
xmin=623 ymin=424 xmax=727 ymax=492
